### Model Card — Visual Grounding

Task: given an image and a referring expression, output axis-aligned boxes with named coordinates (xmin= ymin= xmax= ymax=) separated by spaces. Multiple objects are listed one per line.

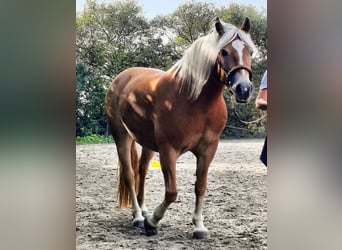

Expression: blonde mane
xmin=168 ymin=20 xmax=257 ymax=100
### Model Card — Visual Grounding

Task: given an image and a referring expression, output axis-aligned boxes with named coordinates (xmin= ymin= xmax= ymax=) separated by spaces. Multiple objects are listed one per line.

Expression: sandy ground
xmin=76 ymin=139 xmax=267 ymax=249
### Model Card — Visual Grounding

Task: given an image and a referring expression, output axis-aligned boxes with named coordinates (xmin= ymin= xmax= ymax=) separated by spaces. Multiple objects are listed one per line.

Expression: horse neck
xmin=197 ymin=69 xmax=225 ymax=102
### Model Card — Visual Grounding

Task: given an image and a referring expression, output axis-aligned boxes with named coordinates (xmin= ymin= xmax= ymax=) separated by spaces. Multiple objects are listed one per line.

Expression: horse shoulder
xmin=206 ymin=96 xmax=228 ymax=132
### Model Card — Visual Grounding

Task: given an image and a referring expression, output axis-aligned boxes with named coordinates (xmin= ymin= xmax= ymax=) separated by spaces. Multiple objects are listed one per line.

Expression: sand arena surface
xmin=76 ymin=139 xmax=267 ymax=249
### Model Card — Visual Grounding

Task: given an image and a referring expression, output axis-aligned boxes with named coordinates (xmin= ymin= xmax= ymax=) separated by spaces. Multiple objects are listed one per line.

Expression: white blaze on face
xmin=232 ymin=40 xmax=245 ymax=65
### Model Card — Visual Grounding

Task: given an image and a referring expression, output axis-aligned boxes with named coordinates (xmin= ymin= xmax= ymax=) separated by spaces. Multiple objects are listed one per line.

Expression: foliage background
xmin=76 ymin=0 xmax=267 ymax=140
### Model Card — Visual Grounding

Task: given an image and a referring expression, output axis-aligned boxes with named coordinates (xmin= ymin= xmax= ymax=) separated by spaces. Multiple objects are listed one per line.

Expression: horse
xmin=105 ymin=17 xmax=257 ymax=239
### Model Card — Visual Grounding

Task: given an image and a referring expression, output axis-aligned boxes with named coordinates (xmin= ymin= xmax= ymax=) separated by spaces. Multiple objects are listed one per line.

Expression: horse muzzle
xmin=230 ymin=81 xmax=254 ymax=103
xmin=223 ymin=65 xmax=253 ymax=103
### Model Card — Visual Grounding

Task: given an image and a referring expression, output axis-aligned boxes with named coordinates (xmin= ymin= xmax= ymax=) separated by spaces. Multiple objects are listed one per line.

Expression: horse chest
xmin=158 ymin=100 xmax=227 ymax=142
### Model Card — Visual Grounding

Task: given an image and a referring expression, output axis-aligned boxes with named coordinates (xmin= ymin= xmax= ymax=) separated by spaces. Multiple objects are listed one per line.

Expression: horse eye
xmin=249 ymin=48 xmax=254 ymax=56
xmin=221 ymin=49 xmax=228 ymax=57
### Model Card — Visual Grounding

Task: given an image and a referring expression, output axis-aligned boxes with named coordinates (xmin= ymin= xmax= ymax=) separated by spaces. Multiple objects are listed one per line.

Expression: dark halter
xmin=216 ymin=59 xmax=253 ymax=87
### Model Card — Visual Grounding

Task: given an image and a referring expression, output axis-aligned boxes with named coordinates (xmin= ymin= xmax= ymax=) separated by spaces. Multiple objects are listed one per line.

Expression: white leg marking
xmin=148 ymin=201 xmax=169 ymax=227
xmin=131 ymin=193 xmax=144 ymax=224
xmin=192 ymin=202 xmax=208 ymax=233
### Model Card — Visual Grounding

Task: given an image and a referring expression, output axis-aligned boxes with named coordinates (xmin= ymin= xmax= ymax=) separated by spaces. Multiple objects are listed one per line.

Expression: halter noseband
xmin=216 ymin=59 xmax=253 ymax=87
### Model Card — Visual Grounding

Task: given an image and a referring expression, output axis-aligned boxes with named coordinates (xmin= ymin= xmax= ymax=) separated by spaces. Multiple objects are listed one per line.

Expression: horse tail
xmin=117 ymin=141 xmax=139 ymax=208
xmin=117 ymin=160 xmax=131 ymax=208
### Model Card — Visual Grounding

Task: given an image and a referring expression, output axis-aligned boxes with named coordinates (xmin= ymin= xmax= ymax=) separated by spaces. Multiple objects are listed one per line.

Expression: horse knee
xmin=166 ymin=190 xmax=178 ymax=203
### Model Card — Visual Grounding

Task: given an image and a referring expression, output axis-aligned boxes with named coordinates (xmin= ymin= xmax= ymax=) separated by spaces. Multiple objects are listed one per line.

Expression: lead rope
xmin=233 ymin=109 xmax=267 ymax=125
xmin=229 ymin=94 xmax=267 ymax=125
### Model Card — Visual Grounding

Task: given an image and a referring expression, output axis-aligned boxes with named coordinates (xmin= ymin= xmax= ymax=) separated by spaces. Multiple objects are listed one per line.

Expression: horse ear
xmin=214 ymin=17 xmax=225 ymax=36
xmin=241 ymin=17 xmax=251 ymax=33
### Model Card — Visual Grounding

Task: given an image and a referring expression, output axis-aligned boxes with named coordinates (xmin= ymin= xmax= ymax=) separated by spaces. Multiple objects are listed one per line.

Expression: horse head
xmin=215 ymin=17 xmax=255 ymax=103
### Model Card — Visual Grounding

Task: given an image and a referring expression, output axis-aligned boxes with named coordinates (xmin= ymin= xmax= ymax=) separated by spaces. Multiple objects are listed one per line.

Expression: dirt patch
xmin=76 ymin=139 xmax=267 ymax=249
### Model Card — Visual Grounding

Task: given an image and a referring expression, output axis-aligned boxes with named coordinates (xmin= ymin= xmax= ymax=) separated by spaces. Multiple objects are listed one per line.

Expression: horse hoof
xmin=193 ymin=230 xmax=210 ymax=239
xmin=144 ymin=217 xmax=158 ymax=236
xmin=133 ymin=219 xmax=144 ymax=228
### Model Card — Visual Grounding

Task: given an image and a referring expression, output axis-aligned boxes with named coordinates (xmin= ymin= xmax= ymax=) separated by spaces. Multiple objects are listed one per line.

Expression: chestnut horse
xmin=105 ymin=17 xmax=257 ymax=239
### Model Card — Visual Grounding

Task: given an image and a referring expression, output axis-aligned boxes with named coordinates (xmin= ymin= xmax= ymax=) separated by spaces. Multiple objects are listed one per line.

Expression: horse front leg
xmin=192 ymin=141 xmax=219 ymax=239
xmin=144 ymin=148 xmax=178 ymax=236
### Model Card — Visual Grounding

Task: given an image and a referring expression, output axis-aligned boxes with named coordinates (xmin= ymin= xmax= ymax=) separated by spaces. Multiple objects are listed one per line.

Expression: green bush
xmin=76 ymin=134 xmax=114 ymax=144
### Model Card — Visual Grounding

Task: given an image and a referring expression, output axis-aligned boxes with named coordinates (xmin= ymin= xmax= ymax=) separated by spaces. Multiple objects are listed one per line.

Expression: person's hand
xmin=256 ymin=89 xmax=267 ymax=110
xmin=256 ymin=99 xmax=267 ymax=110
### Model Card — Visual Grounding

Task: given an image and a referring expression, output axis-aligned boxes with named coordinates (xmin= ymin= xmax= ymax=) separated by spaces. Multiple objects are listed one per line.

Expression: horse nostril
xmin=236 ymin=83 xmax=248 ymax=95
xmin=235 ymin=84 xmax=243 ymax=95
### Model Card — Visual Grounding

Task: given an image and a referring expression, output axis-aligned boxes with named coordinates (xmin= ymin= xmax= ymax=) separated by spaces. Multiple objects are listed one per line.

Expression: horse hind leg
xmin=106 ymin=91 xmax=144 ymax=226
xmin=116 ymin=138 xmax=145 ymax=228
xmin=136 ymin=147 xmax=154 ymax=216
xmin=131 ymin=145 xmax=154 ymax=217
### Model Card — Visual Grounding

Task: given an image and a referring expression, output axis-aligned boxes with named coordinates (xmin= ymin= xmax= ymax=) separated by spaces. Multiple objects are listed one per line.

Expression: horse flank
xmin=168 ymin=20 xmax=257 ymax=100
